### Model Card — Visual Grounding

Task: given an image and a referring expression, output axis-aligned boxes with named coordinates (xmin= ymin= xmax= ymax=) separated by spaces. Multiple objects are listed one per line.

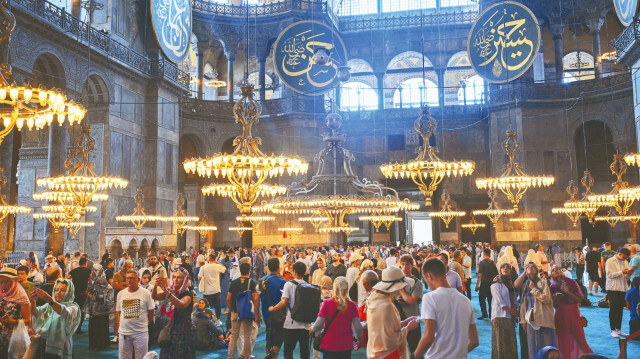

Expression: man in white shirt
xmin=414 ymin=258 xmax=478 ymax=359
xmin=346 ymin=252 xmax=363 ymax=288
xmin=606 ymin=247 xmax=631 ymax=337
xmin=116 ymin=270 xmax=155 ymax=359
xmin=437 ymin=252 xmax=463 ymax=293
xmin=199 ymin=252 xmax=227 ymax=321
xmin=385 ymin=248 xmax=399 ymax=268
xmin=460 ymin=249 xmax=472 ymax=299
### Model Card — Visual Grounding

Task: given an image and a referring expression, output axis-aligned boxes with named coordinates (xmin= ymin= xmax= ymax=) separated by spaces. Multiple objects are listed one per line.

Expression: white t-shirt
xmin=446 ymin=270 xmax=463 ymax=290
xmin=296 ymin=257 xmax=313 ymax=273
xmin=385 ymin=256 xmax=397 ymax=268
xmin=116 ymin=287 xmax=155 ymax=335
xmin=421 ymin=287 xmax=476 ymax=359
xmin=282 ymin=279 xmax=310 ymax=330
xmin=345 ymin=266 xmax=359 ymax=288
xmin=462 ymin=255 xmax=472 ymax=279
xmin=199 ymin=262 xmax=227 ymax=295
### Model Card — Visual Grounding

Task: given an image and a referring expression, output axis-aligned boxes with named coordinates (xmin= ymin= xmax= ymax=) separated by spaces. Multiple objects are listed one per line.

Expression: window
xmin=382 ymin=0 xmax=436 ymax=12
xmin=111 ymin=0 xmax=127 ymax=37
xmin=393 ymin=78 xmax=439 ymax=108
xmin=563 ymin=51 xmax=595 ymax=83
xmin=158 ymin=141 xmax=176 ymax=185
xmin=339 ymin=0 xmax=377 ymax=16
xmin=109 ymin=132 xmax=138 ymax=181
xmin=341 ymin=82 xmax=378 ymax=111
xmin=458 ymin=75 xmax=484 ymax=104
xmin=440 ymin=0 xmax=475 ymax=7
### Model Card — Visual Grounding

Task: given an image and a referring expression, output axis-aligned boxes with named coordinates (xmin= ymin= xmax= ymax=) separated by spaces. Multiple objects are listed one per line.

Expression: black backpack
xmin=288 ymin=280 xmax=321 ymax=323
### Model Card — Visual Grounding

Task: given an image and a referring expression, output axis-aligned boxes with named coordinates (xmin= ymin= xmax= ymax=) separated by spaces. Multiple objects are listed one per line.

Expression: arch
xmin=32 ymin=53 xmax=66 ymax=89
xmin=181 ymin=135 xmax=201 ymax=182
xmin=347 ymin=59 xmax=374 ymax=74
xmin=341 ymin=81 xmax=378 ymax=111
xmin=393 ymin=78 xmax=438 ymax=108
xmin=221 ymin=137 xmax=236 ymax=154
xmin=139 ymin=238 xmax=149 ymax=258
xmin=127 ymin=238 xmax=138 ymax=259
xmin=574 ymin=120 xmax=615 ymax=183
xmin=563 ymin=51 xmax=595 ymax=83
xmin=457 ymin=74 xmax=485 ymax=105
xmin=446 ymin=51 xmax=471 ymax=68
xmin=110 ymin=239 xmax=123 ymax=261
xmin=387 ymin=51 xmax=433 ymax=71
xmin=83 ymin=74 xmax=110 ymax=105
xmin=150 ymin=238 xmax=159 ymax=253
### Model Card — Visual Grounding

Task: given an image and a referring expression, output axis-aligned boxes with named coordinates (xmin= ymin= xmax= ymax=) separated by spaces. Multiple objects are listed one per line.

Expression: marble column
xmin=0 ymin=134 xmax=14 ymax=256
xmin=43 ymin=123 xmax=68 ymax=258
xmin=227 ymin=55 xmax=235 ymax=103
xmin=436 ymin=69 xmax=445 ymax=107
xmin=197 ymin=49 xmax=205 ymax=100
xmin=375 ymin=72 xmax=384 ymax=110
xmin=258 ymin=58 xmax=266 ymax=101
xmin=184 ymin=185 xmax=199 ymax=251
xmin=551 ymin=25 xmax=565 ymax=81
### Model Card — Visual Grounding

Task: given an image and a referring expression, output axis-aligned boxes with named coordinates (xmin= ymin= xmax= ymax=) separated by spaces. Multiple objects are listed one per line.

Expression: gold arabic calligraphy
xmin=157 ymin=0 xmax=190 ymax=61
xmin=472 ymin=9 xmax=535 ymax=78
xmin=280 ymin=29 xmax=340 ymax=88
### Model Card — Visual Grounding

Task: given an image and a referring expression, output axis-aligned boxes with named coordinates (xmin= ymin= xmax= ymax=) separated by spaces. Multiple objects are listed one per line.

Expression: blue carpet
xmin=69 ymin=269 xmax=640 ymax=358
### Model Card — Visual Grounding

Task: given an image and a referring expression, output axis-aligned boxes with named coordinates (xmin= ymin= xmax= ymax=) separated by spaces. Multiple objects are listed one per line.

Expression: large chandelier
xmin=185 ymin=214 xmax=218 ymax=236
xmin=116 ymin=188 xmax=162 ymax=233
xmin=60 ymin=220 xmax=94 ymax=238
xmin=509 ymin=216 xmax=537 ymax=230
xmin=472 ymin=189 xmax=515 ymax=227
xmin=35 ymin=126 xmax=128 ymax=217
xmin=358 ymin=215 xmax=402 ymax=232
xmin=0 ymin=1 xmax=85 ymax=146
xmin=380 ymin=106 xmax=475 ymax=207
xmin=0 ymin=168 xmax=30 ymax=221
xmin=183 ymin=83 xmax=308 ymax=217
xmin=551 ymin=171 xmax=600 ymax=226
xmin=476 ymin=129 xmax=554 ymax=211
xmin=256 ymin=112 xmax=418 ymax=235
xmin=158 ymin=193 xmax=199 ymax=236
xmin=429 ymin=190 xmax=465 ymax=228
xmin=587 ymin=151 xmax=635 ymax=217
xmin=462 ymin=215 xmax=485 ymax=235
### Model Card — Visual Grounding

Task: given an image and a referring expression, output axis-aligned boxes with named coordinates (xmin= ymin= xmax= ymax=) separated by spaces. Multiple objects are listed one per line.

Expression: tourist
xmin=311 ymin=257 xmax=326 ymax=285
xmin=148 ymin=253 xmax=168 ymax=286
xmin=66 ymin=256 xmax=91 ymax=334
xmin=605 ymin=247 xmax=631 ymax=337
xmin=346 ymin=252 xmax=363 ymax=288
xmin=138 ymin=268 xmax=152 ymax=291
xmin=112 ymin=259 xmax=131 ymax=342
xmin=490 ymin=263 xmax=518 ymax=359
xmin=460 ymin=249 xmax=473 ymax=299
xmin=574 ymin=247 xmax=586 ymax=284
xmin=31 ymin=278 xmax=81 ymax=359
xmin=515 ymin=262 xmax=556 ymax=359
xmin=310 ymin=277 xmax=363 ymax=358
xmin=117 ymin=269 xmax=154 ymax=359
xmin=16 ymin=265 xmax=34 ymax=297
xmin=625 ymin=276 xmax=640 ymax=340
xmin=191 ymin=298 xmax=226 ymax=350
xmin=437 ymin=252 xmax=463 ymax=293
xmin=260 ymin=257 xmax=286 ymax=359
xmin=366 ymin=266 xmax=420 ymax=358
xmin=199 ymin=252 xmax=227 ymax=321
xmin=585 ymin=246 xmax=602 ymax=296
xmin=497 ymin=246 xmax=520 ymax=274
xmin=27 ymin=260 xmax=44 ymax=284
xmin=0 ymin=267 xmax=32 ymax=356
xmin=398 ymin=254 xmax=422 ymax=352
xmin=327 ymin=253 xmax=347 ymax=281
xmin=523 ymin=249 xmax=542 ymax=272
xmin=281 ymin=256 xmax=295 ymax=280
xmin=629 ymin=244 xmax=640 ymax=281
xmin=476 ymin=248 xmax=498 ymax=319
xmin=155 ymin=268 xmax=195 ymax=359
xmin=87 ymin=264 xmax=114 ymax=351
xmin=536 ymin=245 xmax=551 ymax=274
xmin=226 ymin=262 xmax=260 ymax=359
xmin=549 ymin=265 xmax=593 ymax=357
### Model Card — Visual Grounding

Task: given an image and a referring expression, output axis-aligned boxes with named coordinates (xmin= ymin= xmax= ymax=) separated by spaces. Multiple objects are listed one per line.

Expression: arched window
xmin=563 ymin=51 xmax=595 ymax=83
xmin=382 ymin=0 xmax=436 ymax=12
xmin=393 ymin=78 xmax=438 ymax=108
xmin=458 ymin=75 xmax=484 ymax=104
xmin=341 ymin=82 xmax=378 ymax=111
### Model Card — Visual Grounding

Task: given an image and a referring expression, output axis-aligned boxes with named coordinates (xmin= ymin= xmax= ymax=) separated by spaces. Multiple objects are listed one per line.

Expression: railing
xmin=339 ymin=10 xmax=478 ymax=32
xmin=614 ymin=18 xmax=640 ymax=62
xmin=13 ymin=0 xmax=190 ymax=90
xmin=192 ymin=0 xmax=333 ymax=17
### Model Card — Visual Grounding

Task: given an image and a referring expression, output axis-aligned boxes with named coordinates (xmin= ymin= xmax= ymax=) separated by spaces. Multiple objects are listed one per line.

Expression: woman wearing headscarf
xmin=549 ymin=265 xmax=593 ymax=358
xmin=515 ymin=262 xmax=556 ymax=359
xmin=0 ymin=267 xmax=32 ymax=358
xmin=87 ymin=264 xmax=113 ymax=351
xmin=523 ymin=249 xmax=542 ymax=271
xmin=30 ymin=278 xmax=81 ymax=359
xmin=497 ymin=246 xmax=520 ymax=274
xmin=154 ymin=267 xmax=195 ymax=359
xmin=490 ymin=263 xmax=518 ymax=359
xmin=319 ymin=276 xmax=334 ymax=300
xmin=534 ymin=346 xmax=560 ymax=359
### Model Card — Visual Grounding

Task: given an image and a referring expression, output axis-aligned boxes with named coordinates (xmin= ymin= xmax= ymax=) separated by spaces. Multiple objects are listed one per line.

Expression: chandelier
xmin=624 ymin=152 xmax=640 ymax=166
xmin=36 ymin=126 xmax=128 ymax=218
xmin=185 ymin=214 xmax=217 ymax=236
xmin=0 ymin=2 xmax=86 ymax=146
xmin=158 ymin=193 xmax=199 ymax=236
xmin=476 ymin=129 xmax=554 ymax=211
xmin=587 ymin=151 xmax=635 ymax=217
xmin=229 ymin=224 xmax=252 ymax=233
xmin=256 ymin=112 xmax=418 ymax=235
xmin=462 ymin=216 xmax=485 ymax=235
xmin=183 ymin=83 xmax=308 ymax=218
xmin=236 ymin=214 xmax=275 ymax=227
xmin=116 ymin=189 xmax=162 ymax=233
xmin=472 ymin=189 xmax=515 ymax=227
xmin=60 ymin=220 xmax=94 ymax=238
xmin=509 ymin=216 xmax=537 ymax=230
xmin=33 ymin=212 xmax=68 ymax=231
xmin=428 ymin=190 xmax=465 ymax=228
xmin=380 ymin=106 xmax=475 ymax=207
xmin=0 ymin=169 xmax=30 ymax=221
xmin=551 ymin=171 xmax=600 ymax=226
xmin=358 ymin=215 xmax=402 ymax=232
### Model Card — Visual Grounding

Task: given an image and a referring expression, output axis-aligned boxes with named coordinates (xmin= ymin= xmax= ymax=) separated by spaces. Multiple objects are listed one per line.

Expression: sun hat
xmin=372 ymin=266 xmax=407 ymax=293
xmin=0 ymin=267 xmax=18 ymax=278
xmin=45 ymin=255 xmax=55 ymax=260
xmin=349 ymin=252 xmax=363 ymax=264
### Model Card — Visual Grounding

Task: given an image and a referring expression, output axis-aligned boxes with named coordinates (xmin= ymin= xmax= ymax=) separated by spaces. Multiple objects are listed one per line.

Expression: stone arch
xmin=180 ymin=134 xmax=203 ymax=183
xmin=127 ymin=238 xmax=138 ymax=259
xmin=32 ymin=53 xmax=67 ymax=89
xmin=150 ymin=238 xmax=159 ymax=253
xmin=83 ymin=74 xmax=110 ymax=104
xmin=574 ymin=120 xmax=615 ymax=183
xmin=347 ymin=59 xmax=375 ymax=74
xmin=386 ymin=51 xmax=434 ymax=71
xmin=139 ymin=238 xmax=149 ymax=258
xmin=110 ymin=239 xmax=123 ymax=260
xmin=446 ymin=51 xmax=471 ymax=68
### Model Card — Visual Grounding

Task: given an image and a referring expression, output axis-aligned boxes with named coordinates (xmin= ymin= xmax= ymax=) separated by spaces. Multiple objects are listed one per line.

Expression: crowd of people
xmin=0 ymin=241 xmax=636 ymax=359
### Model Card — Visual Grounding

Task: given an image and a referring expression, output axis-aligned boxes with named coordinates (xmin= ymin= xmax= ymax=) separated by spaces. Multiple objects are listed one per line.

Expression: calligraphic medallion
xmin=151 ymin=0 xmax=192 ymax=63
xmin=614 ymin=0 xmax=638 ymax=27
xmin=273 ymin=21 xmax=347 ymax=96
xmin=467 ymin=1 xmax=540 ymax=83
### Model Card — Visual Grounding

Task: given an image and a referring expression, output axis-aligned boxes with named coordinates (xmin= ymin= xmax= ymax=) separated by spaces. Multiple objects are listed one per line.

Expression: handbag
xmin=8 ymin=319 xmax=29 ymax=359
xmin=313 ymin=309 xmax=340 ymax=352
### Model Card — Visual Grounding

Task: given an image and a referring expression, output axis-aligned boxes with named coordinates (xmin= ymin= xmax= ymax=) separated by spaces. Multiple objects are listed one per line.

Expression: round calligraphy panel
xmin=273 ymin=21 xmax=347 ymax=96
xmin=614 ymin=0 xmax=638 ymax=27
xmin=467 ymin=1 xmax=540 ymax=84
xmin=151 ymin=0 xmax=192 ymax=63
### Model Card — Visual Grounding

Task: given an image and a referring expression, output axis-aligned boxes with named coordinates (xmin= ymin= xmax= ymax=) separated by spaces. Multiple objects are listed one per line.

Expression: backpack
xmin=236 ymin=278 xmax=255 ymax=320
xmin=348 ymin=281 xmax=358 ymax=302
xmin=288 ymin=280 xmax=321 ymax=323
